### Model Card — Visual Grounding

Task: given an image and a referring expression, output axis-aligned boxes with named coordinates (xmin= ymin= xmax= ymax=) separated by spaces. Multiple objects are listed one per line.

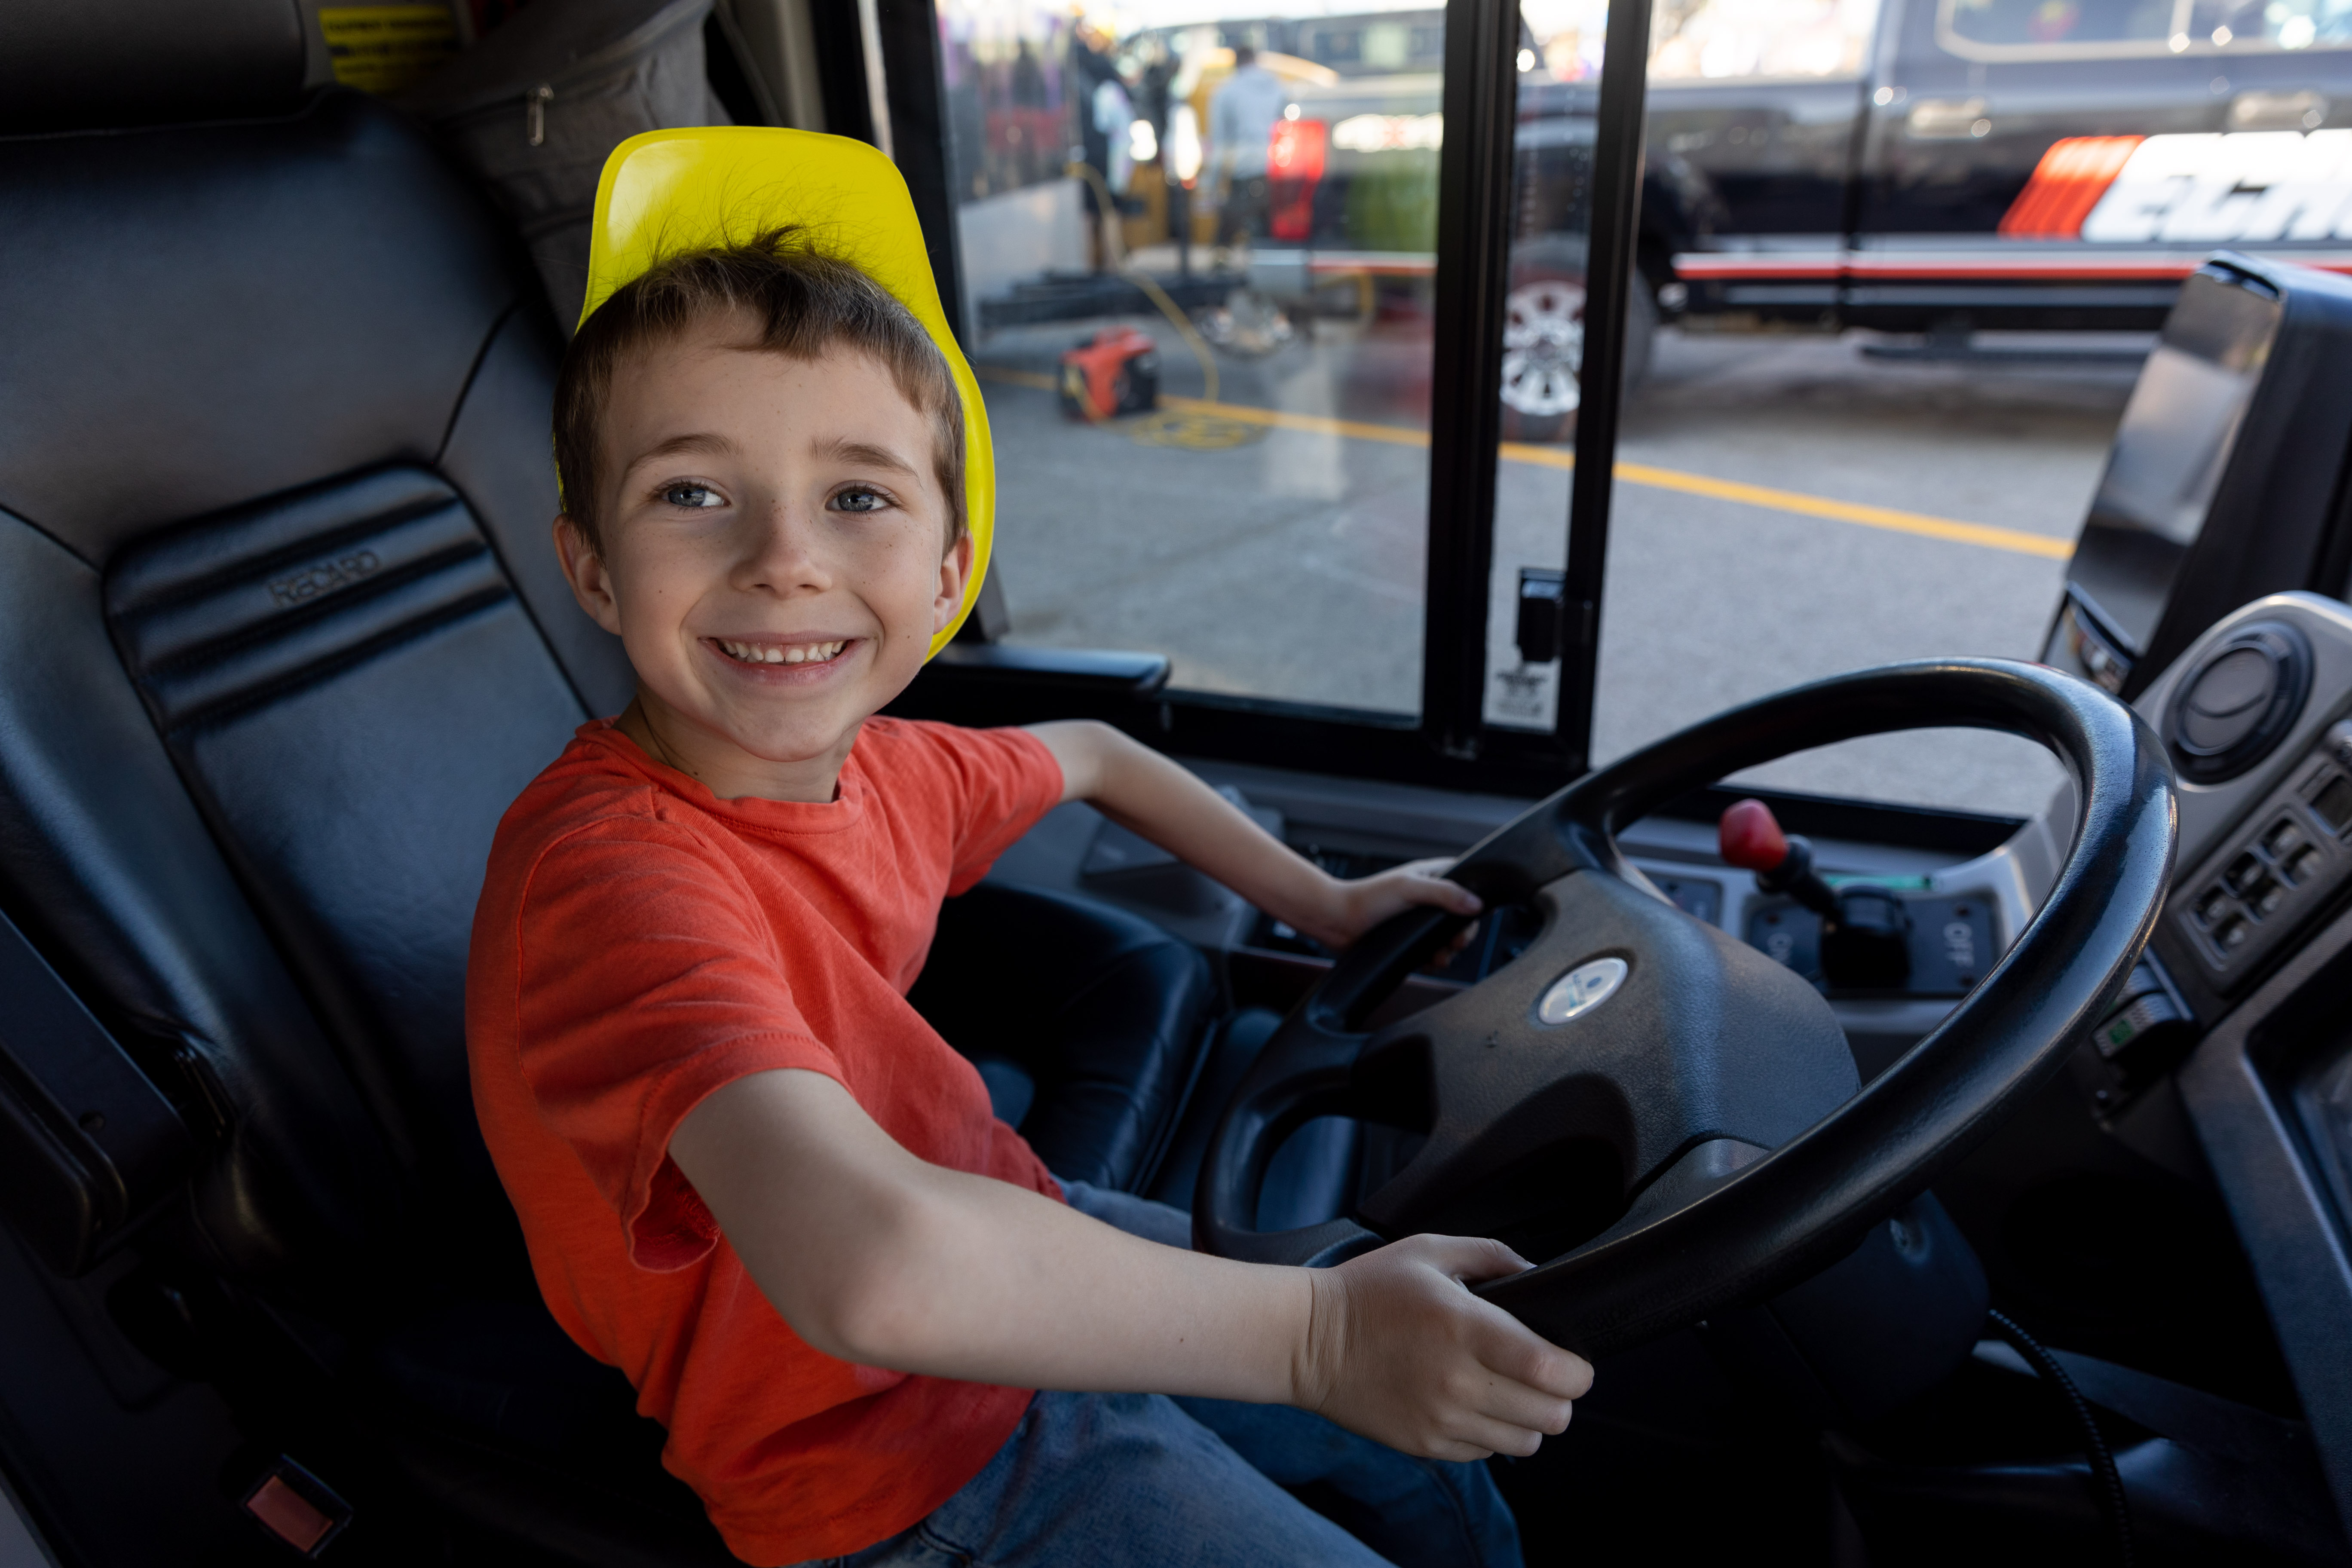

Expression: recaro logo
xmin=268 ymin=550 xmax=383 ymax=607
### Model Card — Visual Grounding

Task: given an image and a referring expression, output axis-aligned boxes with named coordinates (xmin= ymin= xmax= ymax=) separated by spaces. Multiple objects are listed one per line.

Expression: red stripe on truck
xmin=1997 ymin=136 xmax=2146 ymax=238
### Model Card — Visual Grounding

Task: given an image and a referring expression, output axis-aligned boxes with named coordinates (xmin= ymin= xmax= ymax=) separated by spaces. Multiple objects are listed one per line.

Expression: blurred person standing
xmin=1208 ymin=44 xmax=1284 ymax=260
xmin=1071 ymin=17 xmax=1121 ymax=270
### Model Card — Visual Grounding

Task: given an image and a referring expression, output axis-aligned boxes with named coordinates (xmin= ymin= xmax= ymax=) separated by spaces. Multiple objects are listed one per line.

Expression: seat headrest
xmin=0 ymin=0 xmax=306 ymax=133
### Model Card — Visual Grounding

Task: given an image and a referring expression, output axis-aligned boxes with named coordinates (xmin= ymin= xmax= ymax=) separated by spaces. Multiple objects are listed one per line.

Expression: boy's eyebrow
xmin=621 ymin=431 xmax=739 ymax=475
xmin=819 ymin=438 xmax=920 ymax=478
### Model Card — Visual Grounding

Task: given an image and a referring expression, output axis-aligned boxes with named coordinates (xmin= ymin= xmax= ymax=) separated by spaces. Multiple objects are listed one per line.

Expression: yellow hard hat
xmin=579 ymin=127 xmax=993 ymax=658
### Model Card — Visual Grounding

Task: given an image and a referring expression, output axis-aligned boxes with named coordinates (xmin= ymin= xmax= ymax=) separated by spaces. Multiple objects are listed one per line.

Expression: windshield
xmin=928 ymin=0 xmax=2204 ymax=818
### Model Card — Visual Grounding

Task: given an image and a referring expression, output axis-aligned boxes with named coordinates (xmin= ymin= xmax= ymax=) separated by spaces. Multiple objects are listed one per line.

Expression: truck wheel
xmin=1498 ymin=241 xmax=1656 ymax=444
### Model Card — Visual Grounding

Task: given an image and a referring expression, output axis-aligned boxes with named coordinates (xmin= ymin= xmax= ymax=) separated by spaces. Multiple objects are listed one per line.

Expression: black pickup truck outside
xmin=1206 ymin=0 xmax=2352 ymax=431
xmin=1642 ymin=0 xmax=2352 ymax=332
xmin=953 ymin=4 xmax=2352 ymax=435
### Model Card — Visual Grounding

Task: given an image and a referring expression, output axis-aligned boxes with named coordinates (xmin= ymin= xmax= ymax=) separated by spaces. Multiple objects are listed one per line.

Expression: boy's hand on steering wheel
xmin=1300 ymin=857 xmax=1482 ymax=959
xmin=1291 ymin=1234 xmax=1592 ymax=1462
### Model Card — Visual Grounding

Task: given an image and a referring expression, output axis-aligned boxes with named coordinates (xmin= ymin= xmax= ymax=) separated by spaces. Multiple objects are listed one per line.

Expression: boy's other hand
xmin=1302 ymin=857 xmax=1482 ymax=956
xmin=1293 ymin=1234 xmax=1592 ymax=1462
xmin=1027 ymin=725 xmax=1480 ymax=961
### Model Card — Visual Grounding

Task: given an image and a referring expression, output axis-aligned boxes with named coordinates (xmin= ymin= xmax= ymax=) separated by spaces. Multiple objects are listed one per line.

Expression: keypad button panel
xmin=2171 ymin=746 xmax=2352 ymax=989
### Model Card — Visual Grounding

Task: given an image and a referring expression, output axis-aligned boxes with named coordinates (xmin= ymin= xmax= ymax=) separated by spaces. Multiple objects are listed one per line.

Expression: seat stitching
xmin=152 ymin=582 xmax=513 ymax=735
xmin=108 ymin=478 xmax=466 ymax=616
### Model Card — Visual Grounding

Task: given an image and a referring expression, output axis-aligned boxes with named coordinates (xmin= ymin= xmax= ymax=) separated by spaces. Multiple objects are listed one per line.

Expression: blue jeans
xmin=801 ymin=1181 xmax=1523 ymax=1568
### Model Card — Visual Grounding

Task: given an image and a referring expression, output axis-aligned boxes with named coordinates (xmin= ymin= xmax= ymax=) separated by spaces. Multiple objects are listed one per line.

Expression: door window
xmin=2188 ymin=0 xmax=2352 ymax=49
xmin=1576 ymin=19 xmax=2116 ymax=815
xmin=1940 ymin=0 xmax=2187 ymax=57
xmin=1648 ymin=0 xmax=1882 ymax=80
xmin=1947 ymin=0 xmax=2352 ymax=52
xmin=937 ymin=2 xmax=1450 ymax=718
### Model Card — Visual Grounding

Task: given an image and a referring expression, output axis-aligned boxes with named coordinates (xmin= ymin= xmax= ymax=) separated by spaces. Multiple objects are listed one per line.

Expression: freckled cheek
xmin=608 ymin=554 xmax=709 ymax=656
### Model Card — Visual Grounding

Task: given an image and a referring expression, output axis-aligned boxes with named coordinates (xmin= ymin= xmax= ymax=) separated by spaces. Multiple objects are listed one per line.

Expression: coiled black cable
xmin=1989 ymin=1308 xmax=2133 ymax=1567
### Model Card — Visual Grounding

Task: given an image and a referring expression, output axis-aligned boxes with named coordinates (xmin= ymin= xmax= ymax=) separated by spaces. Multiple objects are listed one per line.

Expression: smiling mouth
xmin=714 ymin=638 xmax=850 ymax=667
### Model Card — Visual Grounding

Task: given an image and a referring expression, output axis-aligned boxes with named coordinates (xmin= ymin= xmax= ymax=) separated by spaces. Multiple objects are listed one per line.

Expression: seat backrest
xmin=0 ymin=2 xmax=634 ymax=1292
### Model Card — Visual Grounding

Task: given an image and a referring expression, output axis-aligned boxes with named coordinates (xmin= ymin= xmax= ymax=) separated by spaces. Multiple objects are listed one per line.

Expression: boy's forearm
xmin=1029 ymin=721 xmax=1338 ymax=935
xmin=836 ymin=1160 xmax=1316 ymax=1400
xmin=673 ymin=1068 xmax=1314 ymax=1404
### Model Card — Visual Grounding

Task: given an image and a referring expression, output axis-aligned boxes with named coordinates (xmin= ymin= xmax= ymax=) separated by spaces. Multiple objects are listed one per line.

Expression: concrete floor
xmin=971 ymin=312 xmax=2146 ymax=819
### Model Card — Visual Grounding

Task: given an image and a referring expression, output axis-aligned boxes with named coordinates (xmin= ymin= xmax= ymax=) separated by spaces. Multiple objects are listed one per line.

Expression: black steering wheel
xmin=1195 ymin=660 xmax=2174 ymax=1357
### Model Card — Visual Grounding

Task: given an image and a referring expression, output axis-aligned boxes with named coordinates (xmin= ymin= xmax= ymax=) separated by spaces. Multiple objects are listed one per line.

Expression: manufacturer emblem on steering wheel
xmin=1535 ymin=956 xmax=1629 ymax=1025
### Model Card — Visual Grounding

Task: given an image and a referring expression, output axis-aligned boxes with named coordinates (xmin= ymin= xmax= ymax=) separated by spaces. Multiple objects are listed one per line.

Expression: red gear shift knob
xmin=1718 ymin=797 xmax=1790 ymax=872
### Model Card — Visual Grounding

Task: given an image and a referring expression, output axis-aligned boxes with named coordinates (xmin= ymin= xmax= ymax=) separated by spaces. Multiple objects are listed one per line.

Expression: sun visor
xmin=579 ymin=128 xmax=995 ymax=658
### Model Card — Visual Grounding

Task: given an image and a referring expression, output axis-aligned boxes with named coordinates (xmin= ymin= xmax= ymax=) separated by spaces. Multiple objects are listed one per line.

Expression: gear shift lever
xmin=1718 ymin=798 xmax=1911 ymax=989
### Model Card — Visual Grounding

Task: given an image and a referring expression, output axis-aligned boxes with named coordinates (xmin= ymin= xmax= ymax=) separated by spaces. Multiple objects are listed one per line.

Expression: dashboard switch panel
xmin=2171 ymin=743 xmax=2352 ymax=992
xmin=1748 ymin=893 xmax=1994 ymax=997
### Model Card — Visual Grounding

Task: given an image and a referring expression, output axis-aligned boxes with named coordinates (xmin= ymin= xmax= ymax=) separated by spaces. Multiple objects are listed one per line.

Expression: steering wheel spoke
xmin=1191 ymin=1008 xmax=1388 ymax=1264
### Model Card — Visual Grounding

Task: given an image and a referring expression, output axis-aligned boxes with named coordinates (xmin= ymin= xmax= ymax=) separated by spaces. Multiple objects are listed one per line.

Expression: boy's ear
xmin=554 ymin=515 xmax=625 ymax=636
xmin=932 ymin=530 xmax=976 ymax=635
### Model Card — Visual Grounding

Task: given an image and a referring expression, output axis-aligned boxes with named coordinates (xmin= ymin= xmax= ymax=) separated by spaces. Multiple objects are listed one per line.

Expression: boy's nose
xmin=733 ymin=503 xmax=832 ymax=594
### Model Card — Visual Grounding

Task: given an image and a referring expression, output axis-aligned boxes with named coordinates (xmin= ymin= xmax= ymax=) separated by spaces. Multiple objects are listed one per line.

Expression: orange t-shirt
xmin=466 ymin=717 xmax=1067 ymax=1565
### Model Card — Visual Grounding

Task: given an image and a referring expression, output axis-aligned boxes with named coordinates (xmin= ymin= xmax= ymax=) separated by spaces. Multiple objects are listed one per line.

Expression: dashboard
xmin=2143 ymin=593 xmax=2352 ymax=1533
xmin=987 ymin=753 xmax=2052 ymax=1084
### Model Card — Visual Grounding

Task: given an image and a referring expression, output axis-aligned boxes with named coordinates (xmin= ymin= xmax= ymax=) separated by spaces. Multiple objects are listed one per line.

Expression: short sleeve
xmin=914 ymin=724 xmax=1066 ymax=894
xmin=513 ymin=821 xmax=842 ymax=1271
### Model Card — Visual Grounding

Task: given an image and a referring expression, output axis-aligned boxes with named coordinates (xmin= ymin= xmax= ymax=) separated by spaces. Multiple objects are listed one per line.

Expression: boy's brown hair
xmin=553 ymin=227 xmax=966 ymax=554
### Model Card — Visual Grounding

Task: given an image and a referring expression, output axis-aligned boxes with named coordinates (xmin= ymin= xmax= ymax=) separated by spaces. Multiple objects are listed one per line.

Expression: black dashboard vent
xmin=2165 ymin=621 xmax=2313 ymax=784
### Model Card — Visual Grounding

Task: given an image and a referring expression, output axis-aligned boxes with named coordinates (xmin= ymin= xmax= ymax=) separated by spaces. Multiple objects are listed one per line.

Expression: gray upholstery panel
xmin=0 ymin=93 xmax=521 ymax=560
xmin=106 ymin=470 xmax=589 ymax=1240
xmin=0 ymin=516 xmax=393 ymax=1274
xmin=439 ymin=310 xmax=637 ymax=718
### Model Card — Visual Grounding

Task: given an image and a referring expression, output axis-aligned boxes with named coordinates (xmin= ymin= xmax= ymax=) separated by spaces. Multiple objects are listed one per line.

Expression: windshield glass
xmin=1570 ymin=0 xmax=2146 ymax=816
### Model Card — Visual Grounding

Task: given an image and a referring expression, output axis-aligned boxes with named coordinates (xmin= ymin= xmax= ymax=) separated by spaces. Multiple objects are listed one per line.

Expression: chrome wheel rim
xmin=1500 ymin=277 xmax=1586 ymax=416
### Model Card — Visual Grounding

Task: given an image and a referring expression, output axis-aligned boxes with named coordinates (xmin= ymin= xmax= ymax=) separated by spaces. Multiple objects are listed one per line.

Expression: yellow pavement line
xmin=1158 ymin=393 xmax=1432 ymax=447
xmin=974 ymin=367 xmax=2073 ymax=561
xmin=1609 ymin=461 xmax=2073 ymax=560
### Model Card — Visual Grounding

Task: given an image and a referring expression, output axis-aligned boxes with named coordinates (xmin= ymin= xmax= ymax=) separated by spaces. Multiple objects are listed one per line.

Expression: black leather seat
xmin=913 ymin=884 xmax=1214 ymax=1190
xmin=0 ymin=5 xmax=1218 ymax=1561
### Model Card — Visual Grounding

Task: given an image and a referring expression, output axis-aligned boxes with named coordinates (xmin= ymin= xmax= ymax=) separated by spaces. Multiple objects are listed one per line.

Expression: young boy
xmin=467 ymin=230 xmax=1592 ymax=1568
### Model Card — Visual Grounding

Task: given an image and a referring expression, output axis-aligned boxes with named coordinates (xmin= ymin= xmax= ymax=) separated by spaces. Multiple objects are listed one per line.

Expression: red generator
xmin=1057 ymin=325 xmax=1160 ymax=421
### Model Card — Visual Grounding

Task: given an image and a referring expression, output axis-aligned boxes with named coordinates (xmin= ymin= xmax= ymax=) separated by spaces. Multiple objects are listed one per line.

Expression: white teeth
xmin=718 ymin=639 xmax=845 ymax=666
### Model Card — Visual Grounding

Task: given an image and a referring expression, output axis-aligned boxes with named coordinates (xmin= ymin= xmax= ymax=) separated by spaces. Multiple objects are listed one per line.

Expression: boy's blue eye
xmin=833 ymin=487 xmax=888 ymax=514
xmin=662 ymin=482 xmax=723 ymax=510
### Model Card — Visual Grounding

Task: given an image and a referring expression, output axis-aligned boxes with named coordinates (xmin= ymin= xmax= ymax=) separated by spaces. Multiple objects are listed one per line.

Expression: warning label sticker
xmin=319 ymin=5 xmax=457 ymax=95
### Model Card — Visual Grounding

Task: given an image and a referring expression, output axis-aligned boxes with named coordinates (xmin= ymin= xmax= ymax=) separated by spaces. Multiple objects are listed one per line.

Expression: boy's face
xmin=557 ymin=316 xmax=971 ymax=799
